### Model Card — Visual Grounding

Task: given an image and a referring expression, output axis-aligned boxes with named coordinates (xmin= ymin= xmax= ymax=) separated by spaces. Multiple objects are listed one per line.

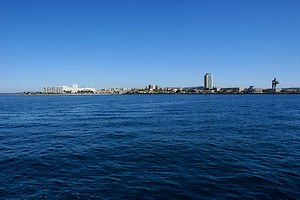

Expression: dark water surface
xmin=0 ymin=94 xmax=300 ymax=199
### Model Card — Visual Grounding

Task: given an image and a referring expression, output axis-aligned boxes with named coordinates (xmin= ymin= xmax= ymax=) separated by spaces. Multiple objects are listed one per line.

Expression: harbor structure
xmin=244 ymin=86 xmax=263 ymax=94
xmin=204 ymin=73 xmax=213 ymax=89
xmin=272 ymin=78 xmax=279 ymax=90
xmin=219 ymin=87 xmax=244 ymax=94
xmin=268 ymin=78 xmax=281 ymax=93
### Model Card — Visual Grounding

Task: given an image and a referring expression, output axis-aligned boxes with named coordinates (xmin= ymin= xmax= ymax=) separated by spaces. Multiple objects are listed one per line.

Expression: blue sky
xmin=0 ymin=0 xmax=299 ymax=92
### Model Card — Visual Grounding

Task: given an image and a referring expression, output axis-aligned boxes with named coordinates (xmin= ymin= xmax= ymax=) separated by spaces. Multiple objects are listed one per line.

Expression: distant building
xmin=79 ymin=87 xmax=95 ymax=93
xmin=244 ymin=86 xmax=262 ymax=94
xmin=266 ymin=88 xmax=281 ymax=93
xmin=219 ymin=87 xmax=244 ymax=93
xmin=148 ymin=84 xmax=155 ymax=91
xmin=44 ymin=86 xmax=66 ymax=94
xmin=281 ymin=88 xmax=300 ymax=93
xmin=43 ymin=84 xmax=95 ymax=94
xmin=214 ymin=86 xmax=221 ymax=92
xmin=204 ymin=73 xmax=213 ymax=89
xmin=72 ymin=84 xmax=79 ymax=93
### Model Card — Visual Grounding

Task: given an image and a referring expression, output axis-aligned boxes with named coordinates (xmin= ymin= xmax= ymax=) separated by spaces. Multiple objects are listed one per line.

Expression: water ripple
xmin=0 ymin=95 xmax=300 ymax=199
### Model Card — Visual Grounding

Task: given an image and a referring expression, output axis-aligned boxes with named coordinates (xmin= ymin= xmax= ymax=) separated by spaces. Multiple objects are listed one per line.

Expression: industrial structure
xmin=271 ymin=78 xmax=280 ymax=93
xmin=272 ymin=78 xmax=279 ymax=90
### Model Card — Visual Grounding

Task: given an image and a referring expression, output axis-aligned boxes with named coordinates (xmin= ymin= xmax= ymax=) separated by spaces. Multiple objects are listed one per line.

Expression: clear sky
xmin=0 ymin=0 xmax=299 ymax=92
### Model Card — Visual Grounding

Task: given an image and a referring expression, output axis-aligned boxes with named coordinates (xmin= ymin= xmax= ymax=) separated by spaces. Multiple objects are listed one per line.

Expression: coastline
xmin=16 ymin=92 xmax=300 ymax=96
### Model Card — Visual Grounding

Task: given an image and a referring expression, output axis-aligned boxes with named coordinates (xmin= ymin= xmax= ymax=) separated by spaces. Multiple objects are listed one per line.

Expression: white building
xmin=43 ymin=84 xmax=95 ymax=94
xmin=204 ymin=73 xmax=213 ymax=89
xmin=44 ymin=86 xmax=67 ymax=94
xmin=79 ymin=87 xmax=96 ymax=93
xmin=71 ymin=84 xmax=79 ymax=93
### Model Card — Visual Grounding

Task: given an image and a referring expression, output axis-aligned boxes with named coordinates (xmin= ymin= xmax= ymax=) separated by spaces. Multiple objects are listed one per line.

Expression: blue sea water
xmin=0 ymin=94 xmax=300 ymax=199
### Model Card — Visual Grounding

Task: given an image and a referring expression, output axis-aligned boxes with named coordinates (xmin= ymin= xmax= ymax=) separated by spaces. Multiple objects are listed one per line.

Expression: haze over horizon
xmin=1 ymin=0 xmax=300 ymax=93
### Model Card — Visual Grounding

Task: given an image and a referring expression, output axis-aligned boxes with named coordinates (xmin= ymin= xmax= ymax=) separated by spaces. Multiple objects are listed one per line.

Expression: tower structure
xmin=204 ymin=73 xmax=213 ymax=89
xmin=272 ymin=78 xmax=279 ymax=90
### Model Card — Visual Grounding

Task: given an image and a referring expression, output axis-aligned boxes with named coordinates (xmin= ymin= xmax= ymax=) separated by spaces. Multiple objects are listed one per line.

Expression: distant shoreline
xmin=11 ymin=92 xmax=300 ymax=96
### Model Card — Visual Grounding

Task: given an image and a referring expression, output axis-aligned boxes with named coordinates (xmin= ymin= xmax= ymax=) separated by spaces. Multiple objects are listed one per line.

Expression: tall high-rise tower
xmin=204 ymin=73 xmax=213 ymax=89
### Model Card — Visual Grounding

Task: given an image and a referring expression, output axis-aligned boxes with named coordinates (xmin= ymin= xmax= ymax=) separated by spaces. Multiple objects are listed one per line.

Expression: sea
xmin=0 ymin=94 xmax=299 ymax=199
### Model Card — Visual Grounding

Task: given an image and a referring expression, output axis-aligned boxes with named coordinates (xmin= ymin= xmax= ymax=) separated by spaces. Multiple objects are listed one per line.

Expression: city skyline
xmin=4 ymin=72 xmax=300 ymax=93
xmin=22 ymin=73 xmax=300 ymax=95
xmin=1 ymin=71 xmax=299 ymax=93
xmin=1 ymin=0 xmax=300 ymax=93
